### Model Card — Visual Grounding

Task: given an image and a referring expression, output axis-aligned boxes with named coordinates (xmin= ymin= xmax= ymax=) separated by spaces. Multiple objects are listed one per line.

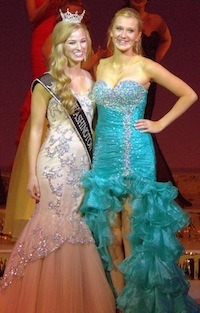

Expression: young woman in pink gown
xmin=3 ymin=1 xmax=97 ymax=241
xmin=0 ymin=13 xmax=115 ymax=313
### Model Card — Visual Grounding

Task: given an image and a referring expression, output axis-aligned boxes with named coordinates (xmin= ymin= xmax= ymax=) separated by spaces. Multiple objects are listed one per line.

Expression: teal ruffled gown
xmin=80 ymin=80 xmax=199 ymax=313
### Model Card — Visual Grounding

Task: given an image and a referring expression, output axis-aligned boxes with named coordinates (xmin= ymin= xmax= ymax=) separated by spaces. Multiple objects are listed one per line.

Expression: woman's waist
xmin=95 ymin=122 xmax=149 ymax=141
xmin=93 ymin=132 xmax=155 ymax=171
xmin=96 ymin=110 xmax=144 ymax=128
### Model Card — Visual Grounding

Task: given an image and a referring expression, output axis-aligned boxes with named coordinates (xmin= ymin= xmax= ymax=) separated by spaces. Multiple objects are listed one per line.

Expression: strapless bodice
xmin=80 ymin=80 xmax=198 ymax=313
xmin=92 ymin=80 xmax=155 ymax=180
xmin=94 ymin=80 xmax=147 ymax=113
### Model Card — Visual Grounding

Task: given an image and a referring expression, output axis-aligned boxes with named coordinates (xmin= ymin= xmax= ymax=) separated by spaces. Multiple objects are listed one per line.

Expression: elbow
xmin=192 ymin=90 xmax=198 ymax=103
xmin=194 ymin=93 xmax=198 ymax=103
xmin=188 ymin=90 xmax=198 ymax=105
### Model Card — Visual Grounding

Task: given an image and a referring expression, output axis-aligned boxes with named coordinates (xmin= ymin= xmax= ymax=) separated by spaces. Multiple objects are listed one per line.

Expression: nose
xmin=76 ymin=42 xmax=81 ymax=50
xmin=121 ymin=30 xmax=127 ymax=38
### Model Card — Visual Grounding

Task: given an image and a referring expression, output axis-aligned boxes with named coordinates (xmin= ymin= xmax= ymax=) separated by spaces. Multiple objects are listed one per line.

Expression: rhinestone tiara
xmin=59 ymin=8 xmax=85 ymax=23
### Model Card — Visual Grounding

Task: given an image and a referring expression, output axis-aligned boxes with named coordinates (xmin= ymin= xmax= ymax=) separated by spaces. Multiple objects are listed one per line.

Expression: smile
xmin=118 ymin=39 xmax=129 ymax=44
xmin=74 ymin=51 xmax=84 ymax=56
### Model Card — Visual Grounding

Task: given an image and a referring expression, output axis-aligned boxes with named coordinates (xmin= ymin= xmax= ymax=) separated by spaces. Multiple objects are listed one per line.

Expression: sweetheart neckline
xmin=96 ymin=80 xmax=148 ymax=92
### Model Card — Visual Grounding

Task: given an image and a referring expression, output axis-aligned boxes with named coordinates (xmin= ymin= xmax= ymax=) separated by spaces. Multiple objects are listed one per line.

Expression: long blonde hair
xmin=107 ymin=8 xmax=143 ymax=55
xmin=49 ymin=21 xmax=92 ymax=113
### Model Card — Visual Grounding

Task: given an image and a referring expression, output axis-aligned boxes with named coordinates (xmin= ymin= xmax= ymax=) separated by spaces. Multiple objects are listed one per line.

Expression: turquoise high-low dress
xmin=80 ymin=80 xmax=199 ymax=313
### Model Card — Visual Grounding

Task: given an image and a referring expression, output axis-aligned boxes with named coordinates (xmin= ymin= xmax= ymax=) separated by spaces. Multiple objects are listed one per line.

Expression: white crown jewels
xmin=59 ymin=8 xmax=85 ymax=23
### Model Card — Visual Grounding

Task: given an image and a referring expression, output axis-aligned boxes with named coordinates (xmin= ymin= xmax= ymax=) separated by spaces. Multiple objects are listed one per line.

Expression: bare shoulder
xmin=82 ymin=69 xmax=92 ymax=79
xmin=147 ymin=13 xmax=165 ymax=23
xmin=139 ymin=56 xmax=163 ymax=79
xmin=80 ymin=69 xmax=94 ymax=89
xmin=135 ymin=55 xmax=155 ymax=70
xmin=140 ymin=55 xmax=156 ymax=66
xmin=81 ymin=69 xmax=94 ymax=84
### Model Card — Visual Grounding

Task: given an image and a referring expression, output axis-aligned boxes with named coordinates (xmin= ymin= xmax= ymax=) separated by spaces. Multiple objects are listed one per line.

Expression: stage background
xmin=0 ymin=0 xmax=199 ymax=171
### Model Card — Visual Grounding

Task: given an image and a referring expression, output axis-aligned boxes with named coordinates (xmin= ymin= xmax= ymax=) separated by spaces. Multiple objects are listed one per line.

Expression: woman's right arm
xmin=27 ymin=83 xmax=50 ymax=201
xmin=156 ymin=18 xmax=172 ymax=62
xmin=26 ymin=0 xmax=51 ymax=23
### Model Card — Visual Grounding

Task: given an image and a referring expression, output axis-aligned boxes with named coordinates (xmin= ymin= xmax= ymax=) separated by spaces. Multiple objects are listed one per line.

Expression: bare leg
xmin=121 ymin=201 xmax=132 ymax=259
xmin=108 ymin=201 xmax=132 ymax=293
xmin=109 ymin=212 xmax=125 ymax=295
xmin=115 ymin=201 xmax=132 ymax=313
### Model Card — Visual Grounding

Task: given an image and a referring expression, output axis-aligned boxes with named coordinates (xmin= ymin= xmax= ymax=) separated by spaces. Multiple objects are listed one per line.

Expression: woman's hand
xmin=27 ymin=174 xmax=41 ymax=202
xmin=134 ymin=119 xmax=163 ymax=133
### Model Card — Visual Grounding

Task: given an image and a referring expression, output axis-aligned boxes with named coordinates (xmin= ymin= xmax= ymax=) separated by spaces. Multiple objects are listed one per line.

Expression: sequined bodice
xmin=94 ymin=80 xmax=147 ymax=112
xmin=92 ymin=80 xmax=156 ymax=180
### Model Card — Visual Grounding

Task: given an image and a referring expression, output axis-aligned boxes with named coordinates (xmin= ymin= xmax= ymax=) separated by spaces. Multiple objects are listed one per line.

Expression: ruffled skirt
xmin=80 ymin=172 xmax=199 ymax=313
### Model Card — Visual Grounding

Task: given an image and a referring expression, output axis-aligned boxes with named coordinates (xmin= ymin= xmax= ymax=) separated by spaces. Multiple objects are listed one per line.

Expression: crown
xmin=59 ymin=8 xmax=85 ymax=23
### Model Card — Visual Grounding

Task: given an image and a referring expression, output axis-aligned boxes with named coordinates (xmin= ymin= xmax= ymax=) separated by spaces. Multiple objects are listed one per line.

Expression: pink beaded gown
xmin=0 ymin=82 xmax=115 ymax=313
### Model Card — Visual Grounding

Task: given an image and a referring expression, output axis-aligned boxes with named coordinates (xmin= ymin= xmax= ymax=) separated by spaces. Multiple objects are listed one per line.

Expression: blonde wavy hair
xmin=107 ymin=8 xmax=143 ymax=55
xmin=49 ymin=21 xmax=92 ymax=113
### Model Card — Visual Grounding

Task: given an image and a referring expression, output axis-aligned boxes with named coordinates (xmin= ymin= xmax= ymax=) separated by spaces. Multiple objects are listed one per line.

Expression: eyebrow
xmin=115 ymin=25 xmax=135 ymax=30
xmin=67 ymin=36 xmax=86 ymax=40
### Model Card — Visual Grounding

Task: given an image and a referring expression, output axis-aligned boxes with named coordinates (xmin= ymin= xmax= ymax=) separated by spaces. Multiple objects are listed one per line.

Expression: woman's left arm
xmin=156 ymin=18 xmax=172 ymax=63
xmin=135 ymin=60 xmax=198 ymax=133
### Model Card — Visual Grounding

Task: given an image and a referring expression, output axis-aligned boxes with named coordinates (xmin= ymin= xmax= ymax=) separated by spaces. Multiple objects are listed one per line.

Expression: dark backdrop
xmin=0 ymin=0 xmax=199 ymax=170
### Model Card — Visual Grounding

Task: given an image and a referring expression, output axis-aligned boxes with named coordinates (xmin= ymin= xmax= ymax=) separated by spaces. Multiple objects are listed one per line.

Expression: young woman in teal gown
xmin=126 ymin=0 xmax=192 ymax=207
xmin=80 ymin=7 xmax=199 ymax=313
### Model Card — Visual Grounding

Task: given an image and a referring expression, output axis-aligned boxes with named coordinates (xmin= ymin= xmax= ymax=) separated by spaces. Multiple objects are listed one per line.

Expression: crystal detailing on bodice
xmin=79 ymin=81 xmax=199 ymax=313
xmin=94 ymin=80 xmax=147 ymax=112
xmin=92 ymin=80 xmax=155 ymax=179
xmin=123 ymin=112 xmax=132 ymax=176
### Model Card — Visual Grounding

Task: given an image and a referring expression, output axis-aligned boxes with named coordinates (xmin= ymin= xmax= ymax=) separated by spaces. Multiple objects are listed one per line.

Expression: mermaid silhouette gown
xmin=0 ymin=88 xmax=115 ymax=313
xmin=142 ymin=31 xmax=191 ymax=207
xmin=80 ymin=80 xmax=199 ymax=313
